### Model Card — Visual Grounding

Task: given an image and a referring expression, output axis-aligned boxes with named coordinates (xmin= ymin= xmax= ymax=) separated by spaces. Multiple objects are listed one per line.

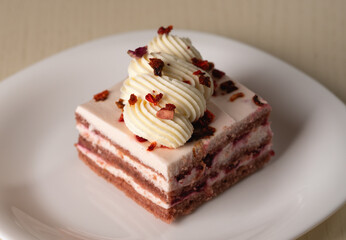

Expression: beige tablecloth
xmin=1 ymin=1 xmax=345 ymax=239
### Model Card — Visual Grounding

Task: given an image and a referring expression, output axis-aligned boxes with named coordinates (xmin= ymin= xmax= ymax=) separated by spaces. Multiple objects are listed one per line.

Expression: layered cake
xmin=75 ymin=26 xmax=274 ymax=223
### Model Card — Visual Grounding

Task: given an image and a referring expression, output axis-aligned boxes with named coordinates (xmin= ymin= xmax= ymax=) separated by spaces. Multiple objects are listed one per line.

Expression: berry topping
xmin=229 ymin=92 xmax=245 ymax=102
xmin=189 ymin=110 xmax=216 ymax=142
xmin=115 ymin=98 xmax=125 ymax=110
xmin=253 ymin=95 xmax=265 ymax=106
xmin=147 ymin=142 xmax=157 ymax=151
xmin=135 ymin=135 xmax=147 ymax=142
xmin=145 ymin=93 xmax=163 ymax=105
xmin=220 ymin=80 xmax=238 ymax=94
xmin=93 ymin=90 xmax=109 ymax=101
xmin=156 ymin=104 xmax=176 ymax=120
xmin=212 ymin=69 xmax=225 ymax=78
xmin=118 ymin=113 xmax=124 ymax=122
xmin=149 ymin=58 xmax=165 ymax=76
xmin=193 ymin=70 xmax=211 ymax=87
xmin=127 ymin=46 xmax=147 ymax=59
xmin=128 ymin=94 xmax=137 ymax=105
xmin=191 ymin=58 xmax=210 ymax=71
xmin=157 ymin=25 xmax=173 ymax=35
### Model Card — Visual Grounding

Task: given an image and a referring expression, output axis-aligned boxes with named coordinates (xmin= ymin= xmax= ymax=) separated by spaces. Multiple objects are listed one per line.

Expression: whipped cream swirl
xmin=128 ymin=52 xmax=213 ymax=100
xmin=121 ymin=30 xmax=212 ymax=148
xmin=121 ymin=74 xmax=206 ymax=122
xmin=123 ymin=98 xmax=193 ymax=148
xmin=148 ymin=34 xmax=202 ymax=62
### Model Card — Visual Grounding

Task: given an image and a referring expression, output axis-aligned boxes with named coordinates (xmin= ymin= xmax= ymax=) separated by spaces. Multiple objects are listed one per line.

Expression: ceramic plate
xmin=0 ymin=30 xmax=345 ymax=240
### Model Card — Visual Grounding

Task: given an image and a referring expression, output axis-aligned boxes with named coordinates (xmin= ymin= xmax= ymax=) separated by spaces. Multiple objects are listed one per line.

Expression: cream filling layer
xmin=77 ymin=123 xmax=272 ymax=192
xmin=77 ymin=144 xmax=171 ymax=209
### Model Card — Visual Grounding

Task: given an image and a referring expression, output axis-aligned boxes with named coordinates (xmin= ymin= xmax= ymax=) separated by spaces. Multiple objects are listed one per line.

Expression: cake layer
xmin=75 ymin=77 xmax=270 ymax=180
xmin=76 ymin=114 xmax=272 ymax=194
xmin=77 ymin=144 xmax=272 ymax=222
xmin=76 ymin=118 xmax=272 ymax=207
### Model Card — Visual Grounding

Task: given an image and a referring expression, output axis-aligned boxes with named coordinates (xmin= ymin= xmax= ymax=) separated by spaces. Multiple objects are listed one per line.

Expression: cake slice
xmin=75 ymin=26 xmax=273 ymax=223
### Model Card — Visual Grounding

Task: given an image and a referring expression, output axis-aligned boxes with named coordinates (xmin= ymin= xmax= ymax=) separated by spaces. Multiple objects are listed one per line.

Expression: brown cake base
xmin=77 ymin=148 xmax=271 ymax=223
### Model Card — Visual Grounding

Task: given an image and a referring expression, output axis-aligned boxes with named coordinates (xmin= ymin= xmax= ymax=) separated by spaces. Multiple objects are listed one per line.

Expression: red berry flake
xmin=127 ymin=46 xmax=147 ymax=59
xmin=191 ymin=58 xmax=210 ymax=71
xmin=253 ymin=95 xmax=265 ymax=106
xmin=163 ymin=103 xmax=176 ymax=111
xmin=193 ymin=70 xmax=204 ymax=76
xmin=128 ymin=94 xmax=137 ymax=105
xmin=183 ymin=80 xmax=191 ymax=85
xmin=147 ymin=142 xmax=157 ymax=151
xmin=220 ymin=80 xmax=238 ymax=94
xmin=157 ymin=25 xmax=173 ymax=35
xmin=189 ymin=110 xmax=216 ymax=142
xmin=93 ymin=90 xmax=109 ymax=101
xmin=145 ymin=93 xmax=163 ymax=105
xmin=135 ymin=135 xmax=147 ymax=142
xmin=212 ymin=69 xmax=225 ymax=78
xmin=115 ymin=98 xmax=124 ymax=110
xmin=229 ymin=92 xmax=245 ymax=102
xmin=118 ymin=113 xmax=124 ymax=122
xmin=156 ymin=104 xmax=176 ymax=120
xmin=193 ymin=69 xmax=211 ymax=88
xmin=199 ymin=75 xmax=211 ymax=88
xmin=149 ymin=58 xmax=165 ymax=76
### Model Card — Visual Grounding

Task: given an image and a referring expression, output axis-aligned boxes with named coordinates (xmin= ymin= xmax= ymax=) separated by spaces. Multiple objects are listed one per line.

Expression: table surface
xmin=1 ymin=1 xmax=345 ymax=239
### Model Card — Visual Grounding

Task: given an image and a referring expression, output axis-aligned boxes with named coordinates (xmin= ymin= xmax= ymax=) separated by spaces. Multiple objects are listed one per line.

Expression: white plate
xmin=0 ymin=30 xmax=345 ymax=240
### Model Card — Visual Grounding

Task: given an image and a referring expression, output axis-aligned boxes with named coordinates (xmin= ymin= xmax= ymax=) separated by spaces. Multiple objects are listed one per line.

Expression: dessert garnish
xmin=230 ymin=92 xmax=245 ymax=102
xmin=212 ymin=69 xmax=225 ymax=78
xmin=128 ymin=94 xmax=138 ymax=105
xmin=149 ymin=58 xmax=165 ymax=76
xmin=135 ymin=135 xmax=147 ymax=142
xmin=118 ymin=113 xmax=124 ymax=122
xmin=127 ymin=46 xmax=147 ymax=59
xmin=93 ymin=90 xmax=109 ymax=101
xmin=157 ymin=25 xmax=173 ymax=35
xmin=191 ymin=57 xmax=211 ymax=71
xmin=220 ymin=80 xmax=238 ymax=94
xmin=115 ymin=98 xmax=124 ymax=110
xmin=156 ymin=104 xmax=176 ymax=120
xmin=147 ymin=142 xmax=157 ymax=151
xmin=253 ymin=95 xmax=265 ymax=106
xmin=145 ymin=93 xmax=163 ymax=106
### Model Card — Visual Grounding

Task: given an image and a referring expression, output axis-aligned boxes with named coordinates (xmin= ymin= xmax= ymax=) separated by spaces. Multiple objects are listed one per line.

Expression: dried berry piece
xmin=253 ymin=95 xmax=265 ymax=106
xmin=193 ymin=70 xmax=211 ymax=88
xmin=183 ymin=80 xmax=191 ymax=85
xmin=147 ymin=142 xmax=157 ymax=151
xmin=128 ymin=94 xmax=137 ymax=105
xmin=157 ymin=25 xmax=173 ymax=35
xmin=93 ymin=90 xmax=109 ymax=101
xmin=189 ymin=110 xmax=216 ymax=142
xmin=191 ymin=58 xmax=210 ymax=71
xmin=115 ymin=98 xmax=125 ymax=110
xmin=193 ymin=70 xmax=204 ymax=76
xmin=118 ymin=113 xmax=124 ymax=122
xmin=148 ymin=58 xmax=164 ymax=76
xmin=135 ymin=135 xmax=147 ymax=142
xmin=212 ymin=69 xmax=225 ymax=78
xmin=220 ymin=80 xmax=238 ymax=94
xmin=156 ymin=104 xmax=176 ymax=120
xmin=198 ymin=75 xmax=211 ymax=88
xmin=229 ymin=92 xmax=245 ymax=102
xmin=127 ymin=46 xmax=147 ymax=59
xmin=145 ymin=93 xmax=163 ymax=105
